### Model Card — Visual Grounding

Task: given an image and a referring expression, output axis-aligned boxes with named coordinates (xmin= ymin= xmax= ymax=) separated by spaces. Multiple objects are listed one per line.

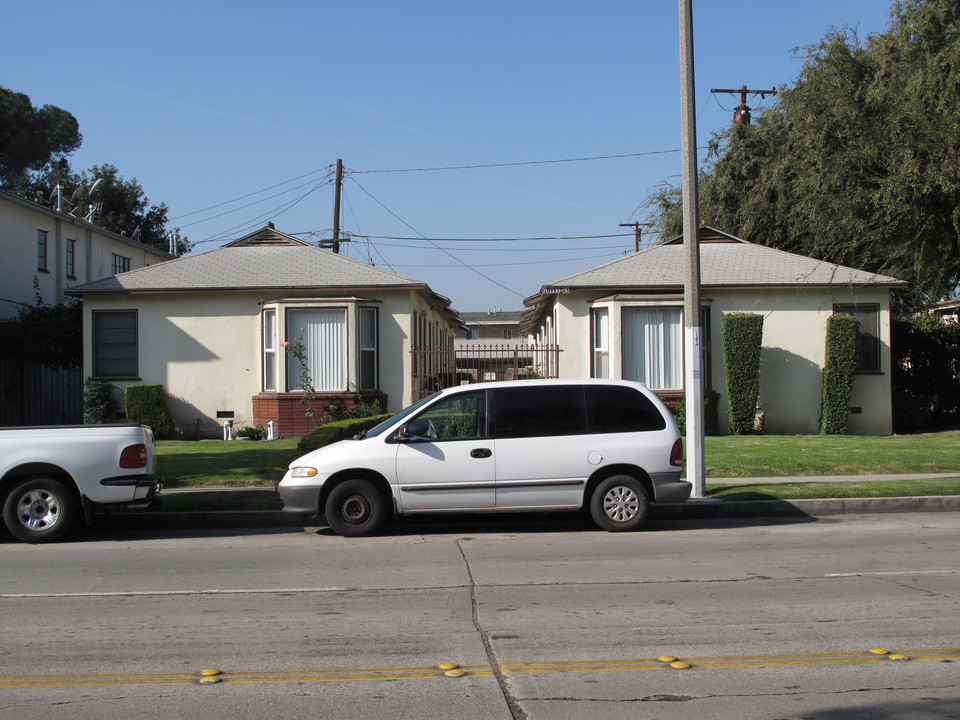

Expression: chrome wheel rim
xmin=602 ymin=486 xmax=640 ymax=523
xmin=16 ymin=489 xmax=61 ymax=531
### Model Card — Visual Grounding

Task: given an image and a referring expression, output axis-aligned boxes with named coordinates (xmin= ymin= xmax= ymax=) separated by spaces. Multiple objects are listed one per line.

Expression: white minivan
xmin=278 ymin=379 xmax=689 ymax=536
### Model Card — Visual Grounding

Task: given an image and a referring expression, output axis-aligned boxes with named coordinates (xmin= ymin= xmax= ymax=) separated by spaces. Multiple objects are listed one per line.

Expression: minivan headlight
xmin=290 ymin=467 xmax=319 ymax=478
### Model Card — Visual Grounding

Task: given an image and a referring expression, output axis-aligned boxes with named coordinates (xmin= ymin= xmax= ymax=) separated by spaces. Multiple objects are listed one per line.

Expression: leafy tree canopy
xmin=644 ymin=0 xmax=960 ymax=309
xmin=0 ymin=85 xmax=189 ymax=255
xmin=0 ymin=87 xmax=81 ymax=185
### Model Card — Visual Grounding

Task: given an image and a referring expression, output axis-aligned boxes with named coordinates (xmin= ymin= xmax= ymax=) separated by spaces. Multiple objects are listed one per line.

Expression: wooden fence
xmin=0 ymin=359 xmax=83 ymax=426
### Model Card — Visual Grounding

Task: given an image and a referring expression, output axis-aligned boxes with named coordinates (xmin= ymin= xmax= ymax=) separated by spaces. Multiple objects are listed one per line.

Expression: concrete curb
xmin=95 ymin=495 xmax=960 ymax=532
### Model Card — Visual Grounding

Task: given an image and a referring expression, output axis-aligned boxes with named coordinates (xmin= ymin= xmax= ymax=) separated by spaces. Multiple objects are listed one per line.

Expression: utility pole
xmin=321 ymin=159 xmax=350 ymax=253
xmin=619 ymin=222 xmax=652 ymax=253
xmin=709 ymin=85 xmax=777 ymax=125
xmin=679 ymin=0 xmax=706 ymax=499
xmin=332 ymin=159 xmax=343 ymax=254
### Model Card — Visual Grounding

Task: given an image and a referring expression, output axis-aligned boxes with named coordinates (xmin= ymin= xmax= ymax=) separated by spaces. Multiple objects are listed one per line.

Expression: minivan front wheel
xmin=324 ymin=479 xmax=385 ymax=537
xmin=590 ymin=475 xmax=650 ymax=532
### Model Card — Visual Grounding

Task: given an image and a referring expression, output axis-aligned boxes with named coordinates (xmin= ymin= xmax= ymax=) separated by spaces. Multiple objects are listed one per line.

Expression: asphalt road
xmin=1 ymin=511 xmax=958 ymax=719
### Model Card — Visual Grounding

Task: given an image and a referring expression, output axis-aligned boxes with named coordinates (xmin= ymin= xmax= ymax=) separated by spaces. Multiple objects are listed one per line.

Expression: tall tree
xmin=644 ymin=0 xmax=960 ymax=308
xmin=0 ymin=86 xmax=81 ymax=186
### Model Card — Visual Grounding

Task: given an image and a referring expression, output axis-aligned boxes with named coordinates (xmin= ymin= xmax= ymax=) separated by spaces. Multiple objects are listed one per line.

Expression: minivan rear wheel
xmin=589 ymin=475 xmax=650 ymax=532
xmin=324 ymin=479 xmax=385 ymax=537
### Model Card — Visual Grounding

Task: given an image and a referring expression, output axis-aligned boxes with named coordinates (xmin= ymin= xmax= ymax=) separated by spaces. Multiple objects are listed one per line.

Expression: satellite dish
xmin=88 ymin=178 xmax=103 ymax=196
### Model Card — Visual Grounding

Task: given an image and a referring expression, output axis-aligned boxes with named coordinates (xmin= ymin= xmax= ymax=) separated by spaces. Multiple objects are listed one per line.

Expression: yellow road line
xmin=1 ymin=648 xmax=956 ymax=689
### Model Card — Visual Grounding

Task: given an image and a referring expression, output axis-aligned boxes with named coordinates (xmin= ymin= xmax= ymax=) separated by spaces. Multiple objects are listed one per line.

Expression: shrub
xmin=820 ymin=314 xmax=860 ymax=435
xmin=721 ymin=313 xmax=764 ymax=435
xmin=236 ymin=424 xmax=266 ymax=440
xmin=346 ymin=395 xmax=382 ymax=419
xmin=297 ymin=413 xmax=394 ymax=453
xmin=125 ymin=384 xmax=175 ymax=439
xmin=83 ymin=378 xmax=118 ymax=424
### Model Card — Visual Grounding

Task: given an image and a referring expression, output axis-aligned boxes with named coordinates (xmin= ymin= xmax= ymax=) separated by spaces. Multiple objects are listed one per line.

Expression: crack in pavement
xmin=457 ymin=539 xmax=528 ymax=720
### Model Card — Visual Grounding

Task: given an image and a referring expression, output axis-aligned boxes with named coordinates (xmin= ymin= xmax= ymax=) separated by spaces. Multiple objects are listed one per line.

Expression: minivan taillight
xmin=120 ymin=443 xmax=148 ymax=469
xmin=669 ymin=438 xmax=683 ymax=467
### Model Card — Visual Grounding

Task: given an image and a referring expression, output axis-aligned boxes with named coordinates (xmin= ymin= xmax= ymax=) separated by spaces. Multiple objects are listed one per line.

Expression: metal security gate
xmin=411 ymin=343 xmax=561 ymax=402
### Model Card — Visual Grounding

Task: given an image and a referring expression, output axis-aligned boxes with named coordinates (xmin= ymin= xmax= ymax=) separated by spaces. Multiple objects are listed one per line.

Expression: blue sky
xmin=3 ymin=0 xmax=894 ymax=310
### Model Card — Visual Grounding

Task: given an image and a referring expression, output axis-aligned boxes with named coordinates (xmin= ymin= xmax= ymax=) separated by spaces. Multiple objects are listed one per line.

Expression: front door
xmin=395 ymin=390 xmax=495 ymax=511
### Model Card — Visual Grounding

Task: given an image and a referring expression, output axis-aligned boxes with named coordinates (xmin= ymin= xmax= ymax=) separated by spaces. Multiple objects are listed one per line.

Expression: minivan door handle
xmin=470 ymin=448 xmax=492 ymax=459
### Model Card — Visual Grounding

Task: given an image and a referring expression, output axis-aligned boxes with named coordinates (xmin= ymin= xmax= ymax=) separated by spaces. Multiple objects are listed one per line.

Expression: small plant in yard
xmin=235 ymin=424 xmax=266 ymax=440
xmin=281 ymin=330 xmax=317 ymax=427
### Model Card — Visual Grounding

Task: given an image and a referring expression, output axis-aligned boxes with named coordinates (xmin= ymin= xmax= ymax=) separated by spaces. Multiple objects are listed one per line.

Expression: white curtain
xmin=623 ymin=308 xmax=682 ymax=390
xmin=286 ymin=309 xmax=347 ymax=391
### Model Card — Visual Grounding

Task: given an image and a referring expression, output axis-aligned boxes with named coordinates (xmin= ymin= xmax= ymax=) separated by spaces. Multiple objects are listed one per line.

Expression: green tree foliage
xmin=721 ymin=313 xmax=764 ymax=434
xmin=0 ymin=86 xmax=81 ymax=185
xmin=19 ymin=163 xmax=189 ymax=255
xmin=821 ymin=314 xmax=861 ymax=434
xmin=645 ymin=0 xmax=960 ymax=308
xmin=0 ymin=290 xmax=82 ymax=370
xmin=1 ymin=84 xmax=188 ymax=255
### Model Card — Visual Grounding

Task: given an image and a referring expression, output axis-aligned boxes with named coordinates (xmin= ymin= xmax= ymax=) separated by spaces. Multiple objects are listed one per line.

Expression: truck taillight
xmin=120 ymin=444 xmax=148 ymax=469
xmin=670 ymin=437 xmax=683 ymax=467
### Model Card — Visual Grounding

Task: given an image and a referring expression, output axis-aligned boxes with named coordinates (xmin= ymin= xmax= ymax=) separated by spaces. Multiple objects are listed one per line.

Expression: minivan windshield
xmin=361 ymin=392 xmax=440 ymax=438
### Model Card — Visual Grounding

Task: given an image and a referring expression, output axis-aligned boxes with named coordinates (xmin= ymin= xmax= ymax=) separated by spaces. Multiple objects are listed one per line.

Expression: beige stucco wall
xmin=535 ymin=284 xmax=895 ymax=435
xmin=81 ymin=288 xmax=459 ymax=437
xmin=1 ymin=193 xmax=168 ymax=318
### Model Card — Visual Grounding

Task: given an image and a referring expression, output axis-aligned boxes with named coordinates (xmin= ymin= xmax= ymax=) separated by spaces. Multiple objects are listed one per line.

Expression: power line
xmin=347 ymin=175 xmax=525 ymax=298
xmin=359 ymin=232 xmax=632 ymax=243
xmin=348 ymin=149 xmax=684 ymax=175
xmin=170 ymin=166 xmax=333 ymax=221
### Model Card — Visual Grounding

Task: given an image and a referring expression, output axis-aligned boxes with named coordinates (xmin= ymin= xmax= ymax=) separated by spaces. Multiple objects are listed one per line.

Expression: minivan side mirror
xmin=395 ymin=425 xmax=410 ymax=443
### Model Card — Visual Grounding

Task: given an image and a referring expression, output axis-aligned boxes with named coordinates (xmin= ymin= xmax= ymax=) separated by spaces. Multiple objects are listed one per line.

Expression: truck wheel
xmin=589 ymin=475 xmax=650 ymax=532
xmin=324 ymin=479 xmax=385 ymax=537
xmin=2 ymin=478 xmax=77 ymax=543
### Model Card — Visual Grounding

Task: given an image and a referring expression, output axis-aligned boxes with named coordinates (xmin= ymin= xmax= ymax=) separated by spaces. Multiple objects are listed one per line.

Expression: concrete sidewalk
xmin=710 ymin=472 xmax=960 ymax=485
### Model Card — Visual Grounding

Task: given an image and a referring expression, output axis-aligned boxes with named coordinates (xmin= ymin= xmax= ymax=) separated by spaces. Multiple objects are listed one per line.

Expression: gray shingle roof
xmin=535 ymin=235 xmax=907 ymax=295
xmin=70 ymin=245 xmax=426 ymax=293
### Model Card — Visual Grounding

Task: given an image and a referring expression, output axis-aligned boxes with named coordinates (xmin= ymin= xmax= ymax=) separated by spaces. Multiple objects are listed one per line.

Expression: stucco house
xmin=0 ymin=188 xmax=172 ymax=318
xmin=68 ymin=224 xmax=462 ymax=438
xmin=521 ymin=227 xmax=908 ymax=435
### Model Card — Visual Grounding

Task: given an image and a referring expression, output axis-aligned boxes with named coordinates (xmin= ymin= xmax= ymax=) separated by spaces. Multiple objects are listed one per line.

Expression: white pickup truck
xmin=0 ymin=424 xmax=160 ymax=543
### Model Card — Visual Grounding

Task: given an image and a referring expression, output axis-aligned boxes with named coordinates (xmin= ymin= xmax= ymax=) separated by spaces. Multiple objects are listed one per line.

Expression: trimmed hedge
xmin=125 ymin=384 xmax=175 ymax=439
xmin=297 ymin=413 xmax=394 ymax=453
xmin=820 ymin=314 xmax=860 ymax=435
xmin=721 ymin=312 xmax=764 ymax=435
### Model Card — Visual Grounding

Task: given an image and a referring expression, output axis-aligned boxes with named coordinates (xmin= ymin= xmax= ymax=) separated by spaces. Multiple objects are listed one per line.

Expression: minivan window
xmin=407 ymin=391 xmax=486 ymax=441
xmin=366 ymin=392 xmax=438 ymax=438
xmin=584 ymin=385 xmax=667 ymax=433
xmin=494 ymin=386 xmax=586 ymax=439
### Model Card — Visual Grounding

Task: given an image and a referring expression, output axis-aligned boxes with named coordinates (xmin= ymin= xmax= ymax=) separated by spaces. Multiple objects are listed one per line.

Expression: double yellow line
xmin=2 ymin=648 xmax=957 ymax=689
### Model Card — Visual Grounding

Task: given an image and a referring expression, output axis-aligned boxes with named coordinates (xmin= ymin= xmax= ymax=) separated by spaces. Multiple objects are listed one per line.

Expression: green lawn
xmin=155 ymin=438 xmax=301 ymax=488
xmin=153 ymin=431 xmax=960 ymax=504
xmin=703 ymin=430 xmax=960 ymax=477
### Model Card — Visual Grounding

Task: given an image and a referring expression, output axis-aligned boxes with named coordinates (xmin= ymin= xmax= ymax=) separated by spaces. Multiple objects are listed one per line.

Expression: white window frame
xmin=262 ymin=308 xmax=278 ymax=391
xmin=359 ymin=306 xmax=379 ymax=390
xmin=591 ymin=307 xmax=609 ymax=378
